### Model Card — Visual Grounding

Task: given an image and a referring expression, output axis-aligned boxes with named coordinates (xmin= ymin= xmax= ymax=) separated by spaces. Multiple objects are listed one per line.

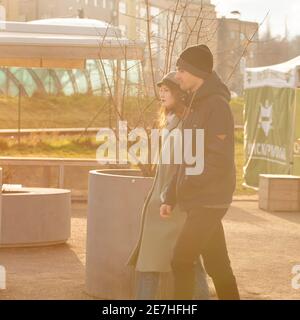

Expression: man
xmin=160 ymin=44 xmax=240 ymax=300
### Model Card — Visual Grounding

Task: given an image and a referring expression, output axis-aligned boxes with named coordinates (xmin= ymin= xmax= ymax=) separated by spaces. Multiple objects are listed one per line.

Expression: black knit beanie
xmin=176 ymin=44 xmax=213 ymax=79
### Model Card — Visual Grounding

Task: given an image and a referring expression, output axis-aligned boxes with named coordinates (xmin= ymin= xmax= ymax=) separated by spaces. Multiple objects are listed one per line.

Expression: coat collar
xmin=186 ymin=71 xmax=231 ymax=110
xmin=165 ymin=113 xmax=182 ymax=131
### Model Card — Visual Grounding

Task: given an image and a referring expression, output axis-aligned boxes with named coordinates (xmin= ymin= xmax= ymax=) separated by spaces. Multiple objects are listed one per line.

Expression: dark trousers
xmin=171 ymin=206 xmax=240 ymax=300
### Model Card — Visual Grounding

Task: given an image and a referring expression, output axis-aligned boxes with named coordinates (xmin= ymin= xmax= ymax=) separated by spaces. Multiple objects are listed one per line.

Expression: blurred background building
xmin=216 ymin=15 xmax=259 ymax=95
xmin=1 ymin=0 xmax=299 ymax=95
xmin=0 ymin=0 xmax=118 ymax=23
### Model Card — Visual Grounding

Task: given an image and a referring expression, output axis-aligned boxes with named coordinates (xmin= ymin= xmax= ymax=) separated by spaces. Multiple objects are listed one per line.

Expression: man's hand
xmin=160 ymin=204 xmax=172 ymax=219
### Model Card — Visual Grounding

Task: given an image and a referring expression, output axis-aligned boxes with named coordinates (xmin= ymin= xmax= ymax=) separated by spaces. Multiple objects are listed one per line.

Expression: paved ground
xmin=0 ymin=200 xmax=300 ymax=300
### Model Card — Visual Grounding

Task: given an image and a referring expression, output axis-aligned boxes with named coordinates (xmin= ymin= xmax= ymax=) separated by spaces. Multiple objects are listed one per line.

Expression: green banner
xmin=293 ymin=89 xmax=300 ymax=175
xmin=243 ymin=87 xmax=296 ymax=187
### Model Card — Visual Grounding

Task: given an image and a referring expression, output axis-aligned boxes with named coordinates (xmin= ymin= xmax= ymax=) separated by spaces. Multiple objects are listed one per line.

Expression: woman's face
xmin=158 ymin=84 xmax=176 ymax=111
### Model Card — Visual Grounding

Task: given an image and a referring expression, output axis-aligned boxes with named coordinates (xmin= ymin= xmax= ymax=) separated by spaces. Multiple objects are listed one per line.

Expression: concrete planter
xmin=0 ymin=187 xmax=71 ymax=247
xmin=86 ymin=169 xmax=153 ymax=299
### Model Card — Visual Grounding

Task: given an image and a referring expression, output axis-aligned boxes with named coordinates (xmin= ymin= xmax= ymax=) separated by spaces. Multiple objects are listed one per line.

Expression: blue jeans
xmin=135 ymin=258 xmax=209 ymax=300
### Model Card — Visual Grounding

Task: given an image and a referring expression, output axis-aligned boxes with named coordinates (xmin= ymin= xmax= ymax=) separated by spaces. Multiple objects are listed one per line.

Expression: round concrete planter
xmin=0 ymin=187 xmax=71 ymax=248
xmin=86 ymin=169 xmax=153 ymax=299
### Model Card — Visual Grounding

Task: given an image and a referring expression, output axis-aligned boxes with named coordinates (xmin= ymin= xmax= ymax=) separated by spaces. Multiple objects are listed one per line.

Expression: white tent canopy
xmin=0 ymin=18 xmax=144 ymax=69
xmin=29 ymin=18 xmax=119 ymax=31
xmin=245 ymin=56 xmax=300 ymax=89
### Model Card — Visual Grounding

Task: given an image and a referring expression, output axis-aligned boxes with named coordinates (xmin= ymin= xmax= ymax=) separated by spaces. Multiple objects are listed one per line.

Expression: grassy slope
xmin=0 ymin=94 xmax=244 ymax=129
xmin=0 ymin=94 xmax=157 ymax=129
xmin=0 ymin=94 xmax=253 ymax=195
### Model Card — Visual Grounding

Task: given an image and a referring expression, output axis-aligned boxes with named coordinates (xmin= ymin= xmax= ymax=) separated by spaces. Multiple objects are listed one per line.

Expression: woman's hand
xmin=160 ymin=204 xmax=172 ymax=219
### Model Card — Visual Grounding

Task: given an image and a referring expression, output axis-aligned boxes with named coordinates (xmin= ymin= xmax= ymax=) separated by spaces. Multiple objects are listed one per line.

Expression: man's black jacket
xmin=162 ymin=71 xmax=236 ymax=212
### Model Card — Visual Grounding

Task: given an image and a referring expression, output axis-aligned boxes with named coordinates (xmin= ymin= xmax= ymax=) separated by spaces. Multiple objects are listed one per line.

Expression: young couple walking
xmin=127 ymin=44 xmax=240 ymax=300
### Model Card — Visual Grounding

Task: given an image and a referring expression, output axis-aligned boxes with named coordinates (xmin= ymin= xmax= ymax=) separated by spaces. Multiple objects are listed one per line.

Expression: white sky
xmin=211 ymin=0 xmax=300 ymax=38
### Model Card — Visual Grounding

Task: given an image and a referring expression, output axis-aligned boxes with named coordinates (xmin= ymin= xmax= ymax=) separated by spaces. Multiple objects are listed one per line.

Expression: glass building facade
xmin=0 ymin=59 xmax=142 ymax=97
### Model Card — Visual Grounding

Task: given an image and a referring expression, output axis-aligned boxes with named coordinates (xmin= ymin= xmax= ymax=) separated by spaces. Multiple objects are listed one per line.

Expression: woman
xmin=126 ymin=71 xmax=209 ymax=300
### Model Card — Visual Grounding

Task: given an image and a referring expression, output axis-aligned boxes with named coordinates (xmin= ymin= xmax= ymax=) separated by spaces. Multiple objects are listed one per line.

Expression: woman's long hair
xmin=158 ymin=82 xmax=187 ymax=128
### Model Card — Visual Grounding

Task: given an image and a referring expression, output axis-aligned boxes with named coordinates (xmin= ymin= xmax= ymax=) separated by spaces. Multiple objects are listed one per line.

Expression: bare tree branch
xmin=226 ymin=11 xmax=269 ymax=83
